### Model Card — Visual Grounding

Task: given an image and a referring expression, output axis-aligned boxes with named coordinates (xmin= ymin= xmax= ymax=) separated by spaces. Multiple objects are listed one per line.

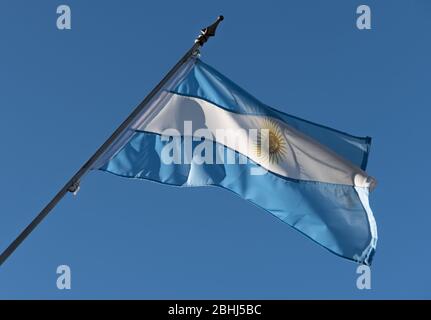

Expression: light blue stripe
xmin=99 ymin=131 xmax=375 ymax=264
xmin=172 ymin=59 xmax=371 ymax=170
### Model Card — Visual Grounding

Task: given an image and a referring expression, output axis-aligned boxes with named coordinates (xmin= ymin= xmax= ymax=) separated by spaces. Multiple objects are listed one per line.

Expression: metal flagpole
xmin=0 ymin=15 xmax=224 ymax=267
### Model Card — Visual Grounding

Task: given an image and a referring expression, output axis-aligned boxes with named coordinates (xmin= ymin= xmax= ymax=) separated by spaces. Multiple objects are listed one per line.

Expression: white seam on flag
xmin=354 ymin=186 xmax=378 ymax=264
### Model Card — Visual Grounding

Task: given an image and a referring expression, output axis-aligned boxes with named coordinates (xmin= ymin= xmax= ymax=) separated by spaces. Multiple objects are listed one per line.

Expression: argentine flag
xmin=93 ymin=56 xmax=377 ymax=265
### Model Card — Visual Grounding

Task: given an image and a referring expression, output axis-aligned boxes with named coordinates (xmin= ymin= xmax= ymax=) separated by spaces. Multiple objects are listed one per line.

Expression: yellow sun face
xmin=253 ymin=118 xmax=287 ymax=164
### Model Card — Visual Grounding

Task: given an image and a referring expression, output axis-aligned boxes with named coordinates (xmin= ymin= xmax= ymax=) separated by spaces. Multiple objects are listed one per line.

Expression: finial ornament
xmin=195 ymin=15 xmax=224 ymax=46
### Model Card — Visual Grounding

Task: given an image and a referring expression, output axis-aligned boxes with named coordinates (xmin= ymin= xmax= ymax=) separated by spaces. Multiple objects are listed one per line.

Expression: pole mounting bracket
xmin=68 ymin=180 xmax=80 ymax=195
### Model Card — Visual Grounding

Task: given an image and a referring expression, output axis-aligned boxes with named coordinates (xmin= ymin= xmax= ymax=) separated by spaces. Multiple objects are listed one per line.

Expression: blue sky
xmin=0 ymin=0 xmax=430 ymax=299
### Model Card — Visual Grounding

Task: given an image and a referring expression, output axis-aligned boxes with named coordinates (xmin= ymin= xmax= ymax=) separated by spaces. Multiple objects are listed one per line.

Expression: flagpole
xmin=0 ymin=16 xmax=224 ymax=267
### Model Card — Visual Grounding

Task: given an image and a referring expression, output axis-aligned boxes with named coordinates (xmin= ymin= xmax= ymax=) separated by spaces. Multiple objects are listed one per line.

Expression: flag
xmin=93 ymin=56 xmax=378 ymax=265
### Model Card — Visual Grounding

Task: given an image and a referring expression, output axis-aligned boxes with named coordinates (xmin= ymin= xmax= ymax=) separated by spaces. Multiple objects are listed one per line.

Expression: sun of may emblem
xmin=253 ymin=118 xmax=288 ymax=164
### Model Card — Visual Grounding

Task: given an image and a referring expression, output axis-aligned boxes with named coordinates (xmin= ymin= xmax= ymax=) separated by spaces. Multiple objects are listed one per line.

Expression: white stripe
xmin=135 ymin=92 xmax=374 ymax=187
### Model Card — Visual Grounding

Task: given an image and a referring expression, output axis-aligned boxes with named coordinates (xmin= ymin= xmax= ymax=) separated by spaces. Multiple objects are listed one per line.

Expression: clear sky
xmin=0 ymin=0 xmax=430 ymax=299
